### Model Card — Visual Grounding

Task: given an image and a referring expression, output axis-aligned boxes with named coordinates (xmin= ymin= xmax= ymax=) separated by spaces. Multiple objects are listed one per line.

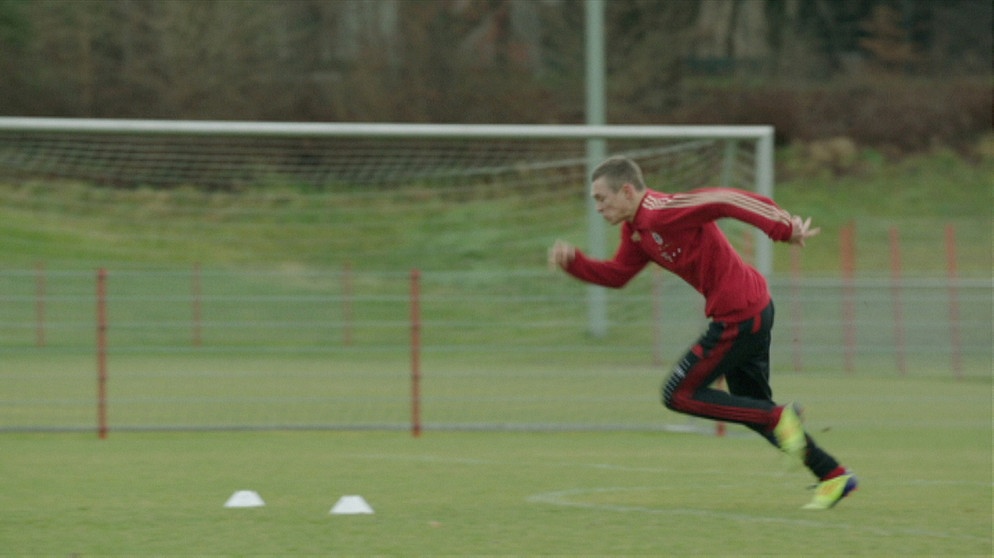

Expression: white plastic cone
xmin=224 ymin=490 xmax=265 ymax=508
xmin=330 ymin=495 xmax=374 ymax=515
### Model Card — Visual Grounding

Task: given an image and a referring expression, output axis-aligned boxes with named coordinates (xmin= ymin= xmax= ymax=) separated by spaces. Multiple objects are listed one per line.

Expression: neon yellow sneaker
xmin=803 ymin=472 xmax=859 ymax=510
xmin=772 ymin=403 xmax=806 ymax=465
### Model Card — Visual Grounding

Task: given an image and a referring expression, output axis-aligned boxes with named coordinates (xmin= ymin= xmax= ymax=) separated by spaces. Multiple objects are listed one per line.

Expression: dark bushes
xmin=669 ymin=78 xmax=991 ymax=153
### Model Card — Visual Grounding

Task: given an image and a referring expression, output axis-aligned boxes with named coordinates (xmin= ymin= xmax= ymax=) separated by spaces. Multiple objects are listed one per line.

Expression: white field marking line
xmin=357 ymin=453 xmax=499 ymax=466
xmin=526 ymin=486 xmax=991 ymax=544
xmin=584 ymin=462 xmax=994 ymax=488
xmin=356 ymin=454 xmax=994 ymax=488
xmin=355 ymin=453 xmax=991 ymax=542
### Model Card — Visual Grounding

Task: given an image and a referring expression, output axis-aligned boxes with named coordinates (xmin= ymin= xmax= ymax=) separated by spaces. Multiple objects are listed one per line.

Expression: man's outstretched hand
xmin=789 ymin=216 xmax=821 ymax=247
xmin=548 ymin=240 xmax=576 ymax=270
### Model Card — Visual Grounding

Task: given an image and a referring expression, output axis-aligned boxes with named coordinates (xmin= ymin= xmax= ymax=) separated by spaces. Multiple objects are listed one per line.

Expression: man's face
xmin=591 ymin=177 xmax=636 ymax=225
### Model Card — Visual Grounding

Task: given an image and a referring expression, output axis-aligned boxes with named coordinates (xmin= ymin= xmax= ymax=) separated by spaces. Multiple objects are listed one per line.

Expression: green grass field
xmin=1 ymin=372 xmax=989 ymax=555
xmin=0 ymin=144 xmax=990 ymax=554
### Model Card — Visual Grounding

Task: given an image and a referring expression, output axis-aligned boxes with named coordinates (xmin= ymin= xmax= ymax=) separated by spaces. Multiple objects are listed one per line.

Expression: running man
xmin=549 ymin=156 xmax=856 ymax=510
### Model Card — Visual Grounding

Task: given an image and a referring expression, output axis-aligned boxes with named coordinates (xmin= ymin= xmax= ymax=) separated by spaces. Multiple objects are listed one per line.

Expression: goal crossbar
xmin=0 ymin=117 xmax=772 ymax=141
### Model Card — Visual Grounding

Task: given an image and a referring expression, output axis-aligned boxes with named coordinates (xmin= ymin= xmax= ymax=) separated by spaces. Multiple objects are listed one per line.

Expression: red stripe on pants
xmin=666 ymin=321 xmax=775 ymax=428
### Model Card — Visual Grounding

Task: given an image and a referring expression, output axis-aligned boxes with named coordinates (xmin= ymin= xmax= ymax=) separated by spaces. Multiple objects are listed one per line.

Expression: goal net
xmin=0 ymin=118 xmax=775 ymax=434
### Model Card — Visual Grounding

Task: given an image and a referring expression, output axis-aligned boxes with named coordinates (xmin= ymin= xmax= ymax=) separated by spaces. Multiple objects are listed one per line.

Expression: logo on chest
xmin=634 ymin=230 xmax=682 ymax=263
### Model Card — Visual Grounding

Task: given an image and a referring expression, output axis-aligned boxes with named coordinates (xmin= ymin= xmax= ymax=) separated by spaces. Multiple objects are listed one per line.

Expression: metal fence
xmin=0 ymin=268 xmax=989 ymax=433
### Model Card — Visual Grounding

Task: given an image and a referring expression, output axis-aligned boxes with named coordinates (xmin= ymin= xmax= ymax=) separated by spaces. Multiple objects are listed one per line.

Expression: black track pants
xmin=662 ymin=302 xmax=778 ymax=435
xmin=660 ymin=301 xmax=841 ymax=478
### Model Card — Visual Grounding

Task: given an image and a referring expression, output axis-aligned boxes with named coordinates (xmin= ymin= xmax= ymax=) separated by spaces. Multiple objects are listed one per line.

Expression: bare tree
xmin=1 ymin=0 xmax=989 ymax=123
xmin=605 ymin=0 xmax=697 ymax=120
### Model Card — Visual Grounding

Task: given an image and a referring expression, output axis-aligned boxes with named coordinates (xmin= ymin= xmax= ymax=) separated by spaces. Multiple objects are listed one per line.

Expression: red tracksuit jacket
xmin=565 ymin=187 xmax=795 ymax=323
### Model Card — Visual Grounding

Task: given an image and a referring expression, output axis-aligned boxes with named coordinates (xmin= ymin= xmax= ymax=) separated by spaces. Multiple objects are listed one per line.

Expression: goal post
xmin=0 ymin=118 xmax=775 ymax=338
